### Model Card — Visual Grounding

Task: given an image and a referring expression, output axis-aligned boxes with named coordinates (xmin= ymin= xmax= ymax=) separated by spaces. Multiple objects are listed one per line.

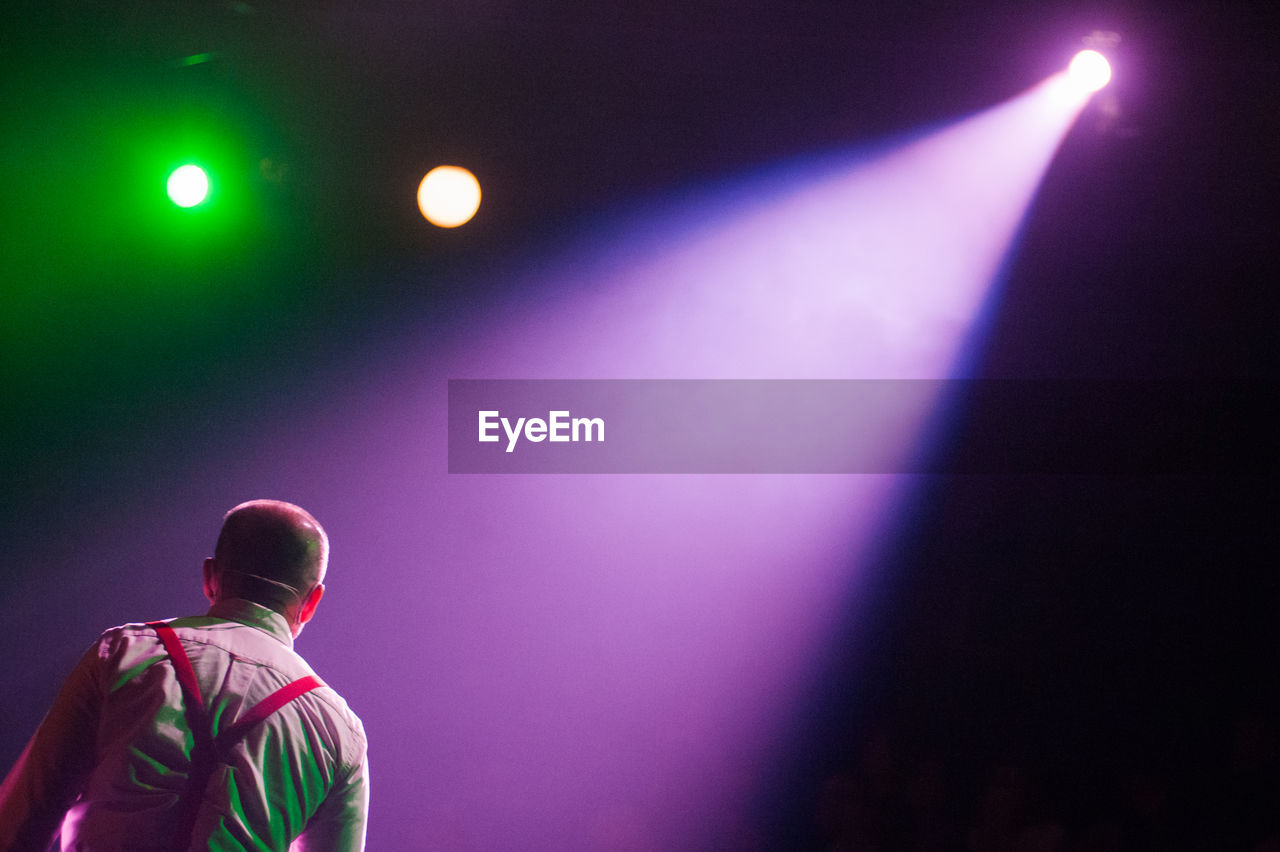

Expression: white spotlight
xmin=1068 ymin=49 xmax=1112 ymax=92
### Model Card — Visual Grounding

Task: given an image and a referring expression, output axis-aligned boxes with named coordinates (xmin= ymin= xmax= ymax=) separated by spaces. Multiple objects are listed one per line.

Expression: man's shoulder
xmin=306 ymin=678 xmax=369 ymax=750
xmin=95 ymin=617 xmax=367 ymax=750
xmin=96 ymin=615 xmax=222 ymax=640
xmin=91 ymin=615 xmax=254 ymax=654
xmin=91 ymin=615 xmax=308 ymax=681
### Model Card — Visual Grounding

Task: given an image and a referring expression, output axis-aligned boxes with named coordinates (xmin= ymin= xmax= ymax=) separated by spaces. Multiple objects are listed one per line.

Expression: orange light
xmin=417 ymin=166 xmax=482 ymax=228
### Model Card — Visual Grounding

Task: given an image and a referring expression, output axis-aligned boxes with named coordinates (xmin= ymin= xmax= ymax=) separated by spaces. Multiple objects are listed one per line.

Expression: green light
xmin=167 ymin=164 xmax=209 ymax=207
xmin=173 ymin=52 xmax=217 ymax=68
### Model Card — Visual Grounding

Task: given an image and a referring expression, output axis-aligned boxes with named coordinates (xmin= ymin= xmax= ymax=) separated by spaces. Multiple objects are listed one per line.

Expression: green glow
xmin=174 ymin=52 xmax=216 ymax=68
xmin=167 ymin=164 xmax=210 ymax=207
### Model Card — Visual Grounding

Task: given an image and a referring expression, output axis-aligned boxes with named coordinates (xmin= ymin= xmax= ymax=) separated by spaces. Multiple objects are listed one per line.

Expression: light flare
xmin=166 ymin=164 xmax=210 ymax=208
xmin=418 ymin=165 xmax=482 ymax=228
xmin=1068 ymin=49 xmax=1112 ymax=93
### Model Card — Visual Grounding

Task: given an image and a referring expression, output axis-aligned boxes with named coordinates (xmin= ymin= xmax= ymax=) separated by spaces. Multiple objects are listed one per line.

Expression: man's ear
xmin=202 ymin=558 xmax=218 ymax=604
xmin=298 ymin=582 xmax=325 ymax=625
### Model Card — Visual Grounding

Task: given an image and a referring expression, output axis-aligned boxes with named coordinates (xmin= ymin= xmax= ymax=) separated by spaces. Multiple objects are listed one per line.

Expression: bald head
xmin=211 ymin=500 xmax=328 ymax=617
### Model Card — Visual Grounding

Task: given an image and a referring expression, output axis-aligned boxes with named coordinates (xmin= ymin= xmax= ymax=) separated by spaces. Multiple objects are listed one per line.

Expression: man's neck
xmin=207 ymin=597 xmax=297 ymax=647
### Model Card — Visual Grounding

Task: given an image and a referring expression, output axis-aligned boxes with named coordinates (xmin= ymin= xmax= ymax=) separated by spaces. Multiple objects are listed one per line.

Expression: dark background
xmin=3 ymin=0 xmax=1277 ymax=847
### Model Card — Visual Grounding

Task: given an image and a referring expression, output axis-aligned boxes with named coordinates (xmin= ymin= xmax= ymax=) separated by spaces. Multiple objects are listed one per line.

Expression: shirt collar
xmin=207 ymin=598 xmax=295 ymax=648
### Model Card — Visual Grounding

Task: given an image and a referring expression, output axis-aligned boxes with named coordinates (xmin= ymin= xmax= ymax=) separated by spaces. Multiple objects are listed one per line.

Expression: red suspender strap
xmin=147 ymin=621 xmax=325 ymax=850
xmin=147 ymin=621 xmax=212 ymax=851
xmin=214 ymin=676 xmax=324 ymax=755
xmin=148 ymin=622 xmax=205 ymax=711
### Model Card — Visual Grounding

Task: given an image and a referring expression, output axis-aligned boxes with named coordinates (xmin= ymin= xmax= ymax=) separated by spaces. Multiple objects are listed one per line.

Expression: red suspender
xmin=213 ymin=675 xmax=324 ymax=754
xmin=151 ymin=623 xmax=206 ymax=717
xmin=148 ymin=621 xmax=214 ymax=850
xmin=146 ymin=621 xmax=324 ymax=851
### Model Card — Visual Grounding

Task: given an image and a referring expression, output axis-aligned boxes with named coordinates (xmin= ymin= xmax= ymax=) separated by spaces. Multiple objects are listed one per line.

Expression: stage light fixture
xmin=166 ymin=164 xmax=210 ymax=208
xmin=417 ymin=165 xmax=482 ymax=228
xmin=1068 ymin=49 xmax=1112 ymax=92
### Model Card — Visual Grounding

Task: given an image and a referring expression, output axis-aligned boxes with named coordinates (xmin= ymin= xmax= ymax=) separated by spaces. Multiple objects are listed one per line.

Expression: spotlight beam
xmin=256 ymin=72 xmax=1092 ymax=848
xmin=2 ymin=69 xmax=1100 ymax=850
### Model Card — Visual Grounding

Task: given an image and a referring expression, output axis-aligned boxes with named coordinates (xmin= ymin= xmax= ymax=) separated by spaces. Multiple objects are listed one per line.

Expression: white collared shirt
xmin=0 ymin=599 xmax=368 ymax=851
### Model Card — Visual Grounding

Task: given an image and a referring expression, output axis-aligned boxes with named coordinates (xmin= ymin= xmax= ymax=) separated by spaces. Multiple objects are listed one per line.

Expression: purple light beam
xmin=1 ymin=74 xmax=1091 ymax=850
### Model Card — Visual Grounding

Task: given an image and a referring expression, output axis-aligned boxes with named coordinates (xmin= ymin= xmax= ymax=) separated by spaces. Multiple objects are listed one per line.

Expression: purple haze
xmin=3 ymin=76 xmax=1087 ymax=849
